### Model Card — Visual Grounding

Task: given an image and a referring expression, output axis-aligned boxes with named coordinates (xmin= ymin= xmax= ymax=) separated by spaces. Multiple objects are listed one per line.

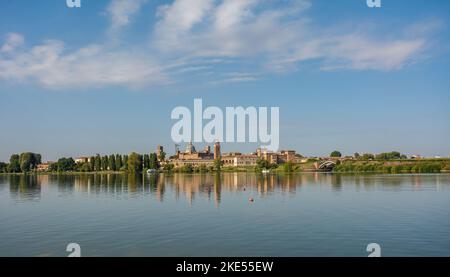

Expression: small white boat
xmin=261 ymin=169 xmax=270 ymax=174
xmin=146 ymin=169 xmax=158 ymax=174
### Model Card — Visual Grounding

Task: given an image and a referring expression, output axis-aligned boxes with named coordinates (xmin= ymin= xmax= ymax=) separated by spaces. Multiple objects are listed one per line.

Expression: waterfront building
xmin=170 ymin=142 xmax=301 ymax=168
xmin=171 ymin=142 xmax=216 ymax=168
xmin=75 ymin=157 xmax=90 ymax=163
xmin=37 ymin=162 xmax=54 ymax=172
xmin=235 ymin=155 xmax=260 ymax=166
xmin=256 ymin=148 xmax=299 ymax=164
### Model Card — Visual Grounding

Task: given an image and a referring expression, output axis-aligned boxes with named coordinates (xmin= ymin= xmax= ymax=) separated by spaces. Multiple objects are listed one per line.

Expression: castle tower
xmin=214 ymin=141 xmax=221 ymax=160
xmin=157 ymin=145 xmax=163 ymax=159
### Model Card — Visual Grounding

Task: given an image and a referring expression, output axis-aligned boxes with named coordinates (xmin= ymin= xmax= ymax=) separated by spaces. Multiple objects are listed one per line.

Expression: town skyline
xmin=1 ymin=141 xmax=445 ymax=165
xmin=3 ymin=141 xmax=447 ymax=175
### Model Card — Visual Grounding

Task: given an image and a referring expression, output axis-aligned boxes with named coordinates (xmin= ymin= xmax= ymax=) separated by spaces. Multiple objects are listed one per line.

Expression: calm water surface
xmin=0 ymin=173 xmax=449 ymax=257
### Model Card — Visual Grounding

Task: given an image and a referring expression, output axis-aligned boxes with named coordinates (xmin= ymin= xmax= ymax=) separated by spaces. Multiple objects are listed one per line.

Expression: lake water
xmin=0 ymin=173 xmax=449 ymax=257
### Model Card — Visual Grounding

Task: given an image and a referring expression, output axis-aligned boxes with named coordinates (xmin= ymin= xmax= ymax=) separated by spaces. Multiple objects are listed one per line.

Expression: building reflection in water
xmin=0 ymin=173 xmax=446 ymax=205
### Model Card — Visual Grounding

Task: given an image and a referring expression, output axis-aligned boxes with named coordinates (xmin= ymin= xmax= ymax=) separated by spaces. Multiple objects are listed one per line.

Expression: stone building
xmin=171 ymin=142 xmax=300 ymax=168
xmin=172 ymin=142 xmax=221 ymax=168
xmin=222 ymin=153 xmax=259 ymax=167
xmin=256 ymin=148 xmax=298 ymax=164
xmin=74 ymin=157 xmax=90 ymax=163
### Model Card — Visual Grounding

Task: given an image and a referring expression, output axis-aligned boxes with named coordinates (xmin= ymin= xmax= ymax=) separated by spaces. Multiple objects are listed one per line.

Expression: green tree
xmin=35 ymin=154 xmax=42 ymax=165
xmin=19 ymin=152 xmax=33 ymax=172
xmin=256 ymin=159 xmax=270 ymax=170
xmin=8 ymin=154 xmax=21 ymax=173
xmin=362 ymin=153 xmax=375 ymax=160
xmin=109 ymin=155 xmax=116 ymax=171
xmin=101 ymin=156 xmax=109 ymax=171
xmin=163 ymin=163 xmax=174 ymax=172
xmin=283 ymin=162 xmax=293 ymax=173
xmin=376 ymin=151 xmax=403 ymax=160
xmin=149 ymin=153 xmax=158 ymax=169
xmin=158 ymin=151 xmax=166 ymax=162
xmin=19 ymin=152 xmax=41 ymax=172
xmin=57 ymin=157 xmax=76 ymax=171
xmin=354 ymin=153 xmax=360 ymax=159
xmin=48 ymin=162 xmax=58 ymax=172
xmin=79 ymin=163 xmax=91 ymax=172
xmin=198 ymin=164 xmax=208 ymax=173
xmin=180 ymin=164 xmax=193 ymax=173
xmin=143 ymin=154 xmax=150 ymax=169
xmin=123 ymin=155 xmax=128 ymax=170
xmin=127 ymin=152 xmax=143 ymax=173
xmin=115 ymin=154 xmax=122 ymax=171
xmin=89 ymin=156 xmax=95 ymax=171
xmin=330 ymin=151 xmax=342 ymax=158
xmin=213 ymin=158 xmax=222 ymax=172
xmin=0 ymin=162 xmax=7 ymax=173
xmin=94 ymin=154 xmax=101 ymax=171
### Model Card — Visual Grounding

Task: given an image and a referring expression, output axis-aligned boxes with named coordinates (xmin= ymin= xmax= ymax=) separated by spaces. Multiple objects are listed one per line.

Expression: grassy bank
xmin=333 ymin=159 xmax=450 ymax=174
xmin=2 ymin=159 xmax=450 ymax=175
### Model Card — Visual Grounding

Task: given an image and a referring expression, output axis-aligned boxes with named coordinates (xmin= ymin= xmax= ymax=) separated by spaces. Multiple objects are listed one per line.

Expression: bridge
xmin=314 ymin=161 xmax=337 ymax=171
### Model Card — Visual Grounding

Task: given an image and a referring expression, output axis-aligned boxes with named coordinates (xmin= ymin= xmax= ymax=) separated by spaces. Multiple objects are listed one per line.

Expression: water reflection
xmin=0 ymin=173 xmax=449 ymax=257
xmin=7 ymin=175 xmax=42 ymax=202
xmin=0 ymin=173 xmax=447 ymax=205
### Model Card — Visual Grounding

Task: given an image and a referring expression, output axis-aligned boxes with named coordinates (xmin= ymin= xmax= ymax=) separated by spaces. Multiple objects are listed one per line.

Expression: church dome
xmin=185 ymin=142 xmax=196 ymax=154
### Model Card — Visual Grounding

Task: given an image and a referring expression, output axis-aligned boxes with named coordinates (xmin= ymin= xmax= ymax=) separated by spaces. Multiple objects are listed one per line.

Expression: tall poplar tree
xmin=109 ymin=155 xmax=116 ymax=171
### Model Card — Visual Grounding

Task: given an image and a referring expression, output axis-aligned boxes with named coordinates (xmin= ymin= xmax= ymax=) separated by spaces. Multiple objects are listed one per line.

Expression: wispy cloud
xmin=0 ymin=0 xmax=443 ymax=90
xmin=152 ymin=0 xmax=428 ymax=72
xmin=107 ymin=0 xmax=148 ymax=35
xmin=0 ymin=33 xmax=24 ymax=53
xmin=209 ymin=72 xmax=259 ymax=86
xmin=0 ymin=41 xmax=167 ymax=89
xmin=154 ymin=0 xmax=213 ymax=51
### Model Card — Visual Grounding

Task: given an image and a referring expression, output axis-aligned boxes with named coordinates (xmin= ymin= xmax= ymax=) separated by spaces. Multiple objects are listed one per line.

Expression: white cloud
xmin=107 ymin=0 xmax=147 ymax=34
xmin=153 ymin=0 xmax=430 ymax=71
xmin=0 ymin=0 xmax=442 ymax=90
xmin=271 ymin=35 xmax=426 ymax=71
xmin=0 ymin=40 xmax=167 ymax=89
xmin=214 ymin=0 xmax=258 ymax=31
xmin=154 ymin=0 xmax=213 ymax=50
xmin=1 ymin=33 xmax=25 ymax=53
xmin=157 ymin=0 xmax=212 ymax=32
xmin=322 ymin=36 xmax=426 ymax=71
xmin=210 ymin=72 xmax=259 ymax=85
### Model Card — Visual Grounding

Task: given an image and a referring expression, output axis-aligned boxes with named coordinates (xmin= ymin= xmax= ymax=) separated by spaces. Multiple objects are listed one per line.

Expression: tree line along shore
xmin=0 ymin=151 xmax=449 ymax=175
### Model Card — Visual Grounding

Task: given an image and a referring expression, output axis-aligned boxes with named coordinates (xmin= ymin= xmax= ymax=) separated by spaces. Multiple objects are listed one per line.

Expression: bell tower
xmin=214 ymin=141 xmax=221 ymax=160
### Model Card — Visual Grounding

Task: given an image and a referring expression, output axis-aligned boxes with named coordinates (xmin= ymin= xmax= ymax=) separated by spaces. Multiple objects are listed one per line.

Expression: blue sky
xmin=0 ymin=0 xmax=449 ymax=162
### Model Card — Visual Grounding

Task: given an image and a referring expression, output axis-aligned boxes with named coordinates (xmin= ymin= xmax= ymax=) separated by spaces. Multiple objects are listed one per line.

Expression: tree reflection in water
xmin=0 ymin=173 xmax=446 ymax=205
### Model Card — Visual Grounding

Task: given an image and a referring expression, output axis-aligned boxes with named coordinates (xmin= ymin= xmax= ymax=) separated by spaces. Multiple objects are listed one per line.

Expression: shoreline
xmin=2 ymin=159 xmax=450 ymax=176
xmin=1 ymin=170 xmax=450 ymax=176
